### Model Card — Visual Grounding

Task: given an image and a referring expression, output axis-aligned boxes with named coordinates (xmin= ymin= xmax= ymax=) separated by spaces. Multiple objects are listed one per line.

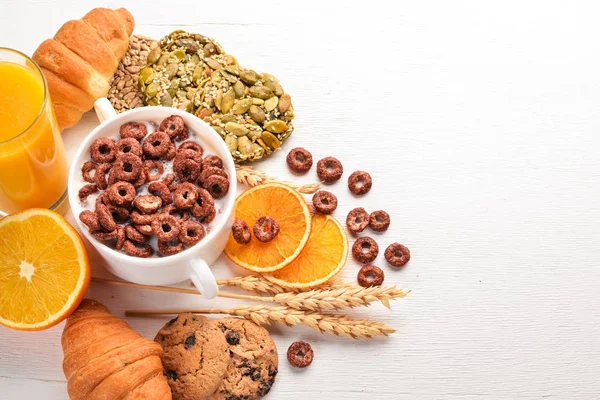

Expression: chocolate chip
xmin=165 ymin=370 xmax=177 ymax=381
xmin=225 ymin=330 xmax=240 ymax=345
xmin=185 ymin=334 xmax=196 ymax=348
xmin=167 ymin=317 xmax=177 ymax=325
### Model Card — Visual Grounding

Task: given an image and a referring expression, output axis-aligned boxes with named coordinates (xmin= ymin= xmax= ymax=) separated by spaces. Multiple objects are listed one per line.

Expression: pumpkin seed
xmin=233 ymin=81 xmax=245 ymax=98
xmin=240 ymin=70 xmax=259 ymax=85
xmin=147 ymin=46 xmax=162 ymax=65
xmin=203 ymin=42 xmax=216 ymax=57
xmin=160 ymin=93 xmax=173 ymax=107
xmin=237 ymin=136 xmax=253 ymax=155
xmin=249 ymin=86 xmax=273 ymax=100
xmin=145 ymin=83 xmax=159 ymax=97
xmin=261 ymin=131 xmax=281 ymax=150
xmin=264 ymin=120 xmax=287 ymax=134
xmin=206 ymin=58 xmax=221 ymax=70
xmin=140 ymin=66 xmax=154 ymax=83
xmin=232 ymin=98 xmax=252 ymax=115
xmin=225 ymin=122 xmax=249 ymax=136
xmin=248 ymin=105 xmax=266 ymax=123
xmin=220 ymin=88 xmax=235 ymax=113
xmin=225 ymin=135 xmax=238 ymax=153
xmin=224 ymin=65 xmax=240 ymax=76
xmin=278 ymin=93 xmax=291 ymax=113
xmin=221 ymin=114 xmax=237 ymax=124
xmin=165 ymin=63 xmax=178 ymax=78
xmin=214 ymin=89 xmax=223 ymax=111
xmin=264 ymin=96 xmax=279 ymax=112
xmin=252 ymin=98 xmax=264 ymax=105
xmin=173 ymin=49 xmax=185 ymax=61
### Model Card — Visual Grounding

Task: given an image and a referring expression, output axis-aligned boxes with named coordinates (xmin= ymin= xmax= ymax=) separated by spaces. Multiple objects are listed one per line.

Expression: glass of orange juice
xmin=0 ymin=48 xmax=69 ymax=216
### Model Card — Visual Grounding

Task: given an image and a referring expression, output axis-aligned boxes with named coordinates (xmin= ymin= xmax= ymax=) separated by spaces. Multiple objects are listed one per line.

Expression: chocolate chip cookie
xmin=209 ymin=318 xmax=278 ymax=400
xmin=154 ymin=313 xmax=230 ymax=399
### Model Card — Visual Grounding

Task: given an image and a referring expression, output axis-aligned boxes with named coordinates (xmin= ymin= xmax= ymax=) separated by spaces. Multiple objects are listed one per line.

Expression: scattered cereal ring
xmin=384 ymin=243 xmax=410 ymax=268
xmin=347 ymin=170 xmax=372 ymax=195
xmin=96 ymin=203 xmax=117 ymax=232
xmin=232 ymin=219 xmax=251 ymax=244
xmin=286 ymin=147 xmax=313 ymax=173
xmin=253 ymin=216 xmax=279 ymax=243
xmin=142 ymin=131 xmax=171 ymax=158
xmin=190 ymin=188 xmax=214 ymax=219
xmin=159 ymin=115 xmax=187 ymax=141
xmin=123 ymin=240 xmax=154 ymax=258
xmin=131 ymin=210 xmax=157 ymax=225
xmin=115 ymin=137 xmax=142 ymax=158
xmin=346 ymin=207 xmax=369 ymax=233
xmin=152 ymin=214 xmax=181 ymax=242
xmin=316 ymin=156 xmax=343 ymax=183
xmin=179 ymin=141 xmax=204 ymax=156
xmin=90 ymin=137 xmax=116 ymax=163
xmin=203 ymin=175 xmax=229 ymax=199
xmin=90 ymin=229 xmax=119 ymax=241
xmin=94 ymin=163 xmax=112 ymax=190
xmin=134 ymin=224 xmax=154 ymax=236
xmin=115 ymin=226 xmax=126 ymax=250
xmin=125 ymin=224 xmax=149 ymax=243
xmin=113 ymin=153 xmax=142 ymax=182
xmin=81 ymin=161 xmax=97 ymax=183
xmin=352 ymin=236 xmax=379 ymax=264
xmin=287 ymin=341 xmax=314 ymax=368
xmin=198 ymin=166 xmax=227 ymax=185
xmin=369 ymin=210 xmax=390 ymax=232
xmin=119 ymin=121 xmax=147 ymax=141
xmin=173 ymin=182 xmax=198 ymax=210
xmin=144 ymin=160 xmax=164 ymax=182
xmin=312 ymin=190 xmax=337 ymax=214
xmin=357 ymin=265 xmax=384 ymax=287
xmin=106 ymin=181 xmax=136 ymax=207
xmin=174 ymin=158 xmax=201 ymax=183
xmin=201 ymin=155 xmax=223 ymax=171
xmin=108 ymin=205 xmax=130 ymax=224
xmin=78 ymin=184 xmax=98 ymax=201
xmin=179 ymin=220 xmax=206 ymax=247
xmin=148 ymin=181 xmax=172 ymax=205
xmin=134 ymin=195 xmax=163 ymax=214
xmin=176 ymin=148 xmax=203 ymax=165
xmin=79 ymin=210 xmax=100 ymax=231
xmin=157 ymin=240 xmax=185 ymax=256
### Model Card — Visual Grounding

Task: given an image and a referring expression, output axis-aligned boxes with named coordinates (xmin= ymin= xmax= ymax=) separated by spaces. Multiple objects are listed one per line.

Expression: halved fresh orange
xmin=224 ymin=182 xmax=312 ymax=272
xmin=264 ymin=213 xmax=348 ymax=288
xmin=0 ymin=209 xmax=90 ymax=330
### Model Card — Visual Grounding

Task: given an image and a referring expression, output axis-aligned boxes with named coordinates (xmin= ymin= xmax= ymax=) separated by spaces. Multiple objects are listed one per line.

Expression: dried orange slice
xmin=264 ymin=213 xmax=348 ymax=288
xmin=0 ymin=209 xmax=90 ymax=330
xmin=224 ymin=183 xmax=311 ymax=272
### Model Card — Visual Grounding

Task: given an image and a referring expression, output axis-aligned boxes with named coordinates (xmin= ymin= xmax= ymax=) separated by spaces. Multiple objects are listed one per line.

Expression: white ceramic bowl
xmin=68 ymin=99 xmax=237 ymax=299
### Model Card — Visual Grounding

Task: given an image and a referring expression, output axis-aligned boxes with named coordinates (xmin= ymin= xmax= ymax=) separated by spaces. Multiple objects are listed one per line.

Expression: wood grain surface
xmin=1 ymin=1 xmax=600 ymax=398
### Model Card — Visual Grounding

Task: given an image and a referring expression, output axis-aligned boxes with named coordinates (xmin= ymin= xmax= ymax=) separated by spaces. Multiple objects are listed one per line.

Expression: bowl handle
xmin=189 ymin=258 xmax=219 ymax=299
xmin=94 ymin=98 xmax=118 ymax=123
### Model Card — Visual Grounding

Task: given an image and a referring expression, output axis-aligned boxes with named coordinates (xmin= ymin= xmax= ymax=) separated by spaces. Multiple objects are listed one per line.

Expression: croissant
xmin=61 ymin=299 xmax=172 ymax=400
xmin=32 ymin=8 xmax=135 ymax=131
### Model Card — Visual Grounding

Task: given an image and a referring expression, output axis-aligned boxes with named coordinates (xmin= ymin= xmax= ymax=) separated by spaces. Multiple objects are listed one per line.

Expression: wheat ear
xmin=235 ymin=165 xmax=320 ymax=194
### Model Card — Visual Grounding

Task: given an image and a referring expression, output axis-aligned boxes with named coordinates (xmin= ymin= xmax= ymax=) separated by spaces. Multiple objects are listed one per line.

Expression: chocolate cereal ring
xmin=201 ymin=155 xmax=223 ymax=171
xmin=115 ymin=137 xmax=142 ymax=158
xmin=161 ymin=173 xmax=175 ymax=188
xmin=286 ymin=147 xmax=313 ymax=173
xmin=287 ymin=341 xmax=314 ymax=368
xmin=190 ymin=188 xmax=214 ymax=219
xmin=125 ymin=224 xmax=149 ymax=243
xmin=203 ymin=174 xmax=229 ymax=199
xmin=369 ymin=210 xmax=390 ymax=232
xmin=253 ymin=216 xmax=279 ymax=243
xmin=142 ymin=131 xmax=171 ymax=158
xmin=96 ymin=203 xmax=117 ymax=232
xmin=113 ymin=153 xmax=142 ymax=182
xmin=115 ymin=226 xmax=126 ymax=251
xmin=178 ymin=220 xmax=205 ymax=247
xmin=152 ymin=214 xmax=181 ymax=242
xmin=132 ymin=170 xmax=147 ymax=188
xmin=202 ymin=207 xmax=216 ymax=224
xmin=176 ymin=148 xmax=203 ymax=165
xmin=134 ymin=224 xmax=154 ymax=236
xmin=174 ymin=158 xmax=200 ymax=183
xmin=346 ymin=207 xmax=369 ymax=233
xmin=131 ymin=211 xmax=157 ymax=225
xmin=159 ymin=115 xmax=187 ymax=141
xmin=123 ymin=240 xmax=154 ymax=258
xmin=95 ymin=192 xmax=108 ymax=209
xmin=384 ymin=243 xmax=410 ymax=267
xmin=316 ymin=156 xmax=343 ymax=183
xmin=78 ymin=184 xmax=98 ymax=201
xmin=119 ymin=121 xmax=147 ymax=141
xmin=144 ymin=160 xmax=164 ymax=182
xmin=81 ymin=161 xmax=97 ymax=183
xmin=179 ymin=141 xmax=204 ymax=156
xmin=79 ymin=210 xmax=100 ymax=231
xmin=108 ymin=206 xmax=130 ymax=224
xmin=357 ymin=265 xmax=385 ymax=287
xmin=232 ymin=219 xmax=251 ymax=244
xmin=173 ymin=182 xmax=198 ymax=209
xmin=148 ymin=181 xmax=172 ymax=206
xmin=157 ymin=240 xmax=185 ymax=256
xmin=165 ymin=142 xmax=177 ymax=160
xmin=94 ymin=163 xmax=112 ymax=190
xmin=162 ymin=204 xmax=191 ymax=221
xmin=134 ymin=195 xmax=162 ymax=214
xmin=90 ymin=229 xmax=119 ymax=241
xmin=198 ymin=166 xmax=227 ymax=185
xmin=352 ymin=236 xmax=379 ymax=264
xmin=106 ymin=181 xmax=135 ymax=207
xmin=90 ymin=137 xmax=116 ymax=163
xmin=347 ymin=170 xmax=372 ymax=195
xmin=312 ymin=191 xmax=337 ymax=214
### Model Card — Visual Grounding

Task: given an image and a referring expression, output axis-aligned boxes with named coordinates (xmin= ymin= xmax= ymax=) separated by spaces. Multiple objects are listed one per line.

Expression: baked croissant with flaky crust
xmin=32 ymin=8 xmax=135 ymax=131
xmin=61 ymin=299 xmax=172 ymax=400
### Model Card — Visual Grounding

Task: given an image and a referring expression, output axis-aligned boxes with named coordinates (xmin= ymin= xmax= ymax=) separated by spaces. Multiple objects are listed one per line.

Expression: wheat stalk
xmin=235 ymin=165 xmax=320 ymax=194
xmin=217 ymin=275 xmax=288 ymax=295
xmin=126 ymin=305 xmax=395 ymax=339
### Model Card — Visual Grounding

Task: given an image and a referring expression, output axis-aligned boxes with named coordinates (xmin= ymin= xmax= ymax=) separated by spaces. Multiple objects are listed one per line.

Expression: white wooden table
xmin=2 ymin=1 xmax=600 ymax=398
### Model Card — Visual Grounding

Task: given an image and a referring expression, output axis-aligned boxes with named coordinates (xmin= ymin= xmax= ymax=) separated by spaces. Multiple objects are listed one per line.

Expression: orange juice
xmin=0 ymin=49 xmax=68 ymax=214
